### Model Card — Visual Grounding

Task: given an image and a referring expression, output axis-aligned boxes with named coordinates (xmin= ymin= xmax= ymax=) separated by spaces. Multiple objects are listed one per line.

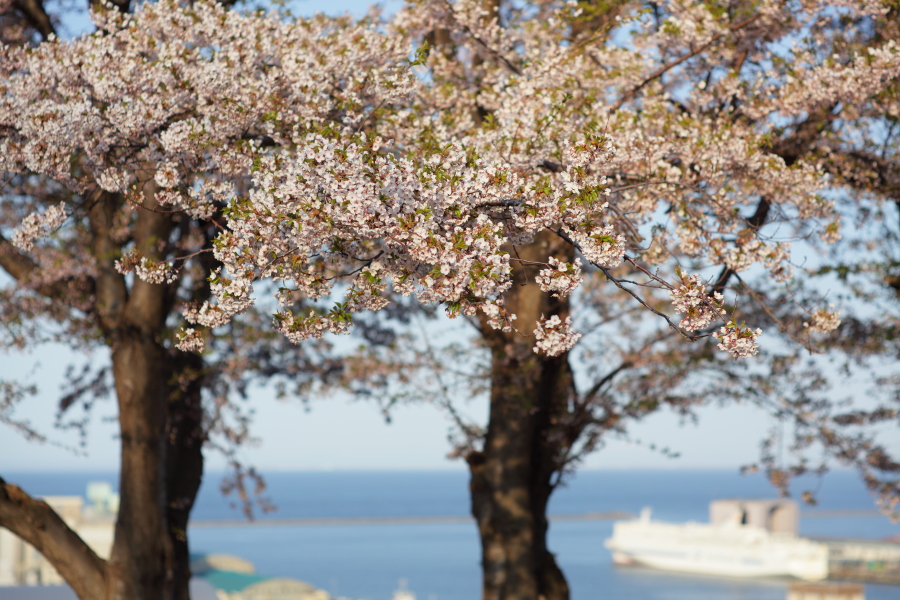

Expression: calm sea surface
xmin=6 ymin=469 xmax=900 ymax=600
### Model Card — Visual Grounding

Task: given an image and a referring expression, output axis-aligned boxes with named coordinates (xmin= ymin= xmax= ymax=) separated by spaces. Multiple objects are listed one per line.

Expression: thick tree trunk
xmin=108 ymin=331 xmax=174 ymax=600
xmin=0 ymin=339 xmax=204 ymax=600
xmin=468 ymin=231 xmax=575 ymax=600
xmin=104 ymin=300 xmax=205 ymax=600
xmin=165 ymin=353 xmax=206 ymax=600
xmin=92 ymin=185 xmax=203 ymax=600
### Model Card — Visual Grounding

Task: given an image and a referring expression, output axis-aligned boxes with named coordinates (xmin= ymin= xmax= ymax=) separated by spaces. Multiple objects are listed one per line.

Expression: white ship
xmin=604 ymin=499 xmax=829 ymax=581
xmin=390 ymin=578 xmax=415 ymax=600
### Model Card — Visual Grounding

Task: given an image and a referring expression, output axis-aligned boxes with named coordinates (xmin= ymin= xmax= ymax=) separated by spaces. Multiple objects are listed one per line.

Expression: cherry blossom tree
xmin=3 ymin=1 xmax=900 ymax=600
xmin=319 ymin=1 xmax=900 ymax=597
xmin=0 ymin=2 xmax=352 ymax=600
xmin=335 ymin=2 xmax=898 ymax=598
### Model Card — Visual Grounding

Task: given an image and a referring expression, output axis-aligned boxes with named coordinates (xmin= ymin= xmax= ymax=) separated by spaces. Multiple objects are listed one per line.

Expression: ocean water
xmin=5 ymin=469 xmax=900 ymax=600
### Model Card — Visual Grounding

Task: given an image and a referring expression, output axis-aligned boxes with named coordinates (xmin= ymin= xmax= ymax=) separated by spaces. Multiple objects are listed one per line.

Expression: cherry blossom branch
xmin=621 ymin=254 xmax=677 ymax=290
xmin=731 ymin=272 xmax=816 ymax=352
xmin=325 ymin=251 xmax=385 ymax=280
xmin=438 ymin=0 xmax=523 ymax=76
xmin=609 ymin=13 xmax=763 ymax=113
xmin=553 ymin=228 xmax=702 ymax=341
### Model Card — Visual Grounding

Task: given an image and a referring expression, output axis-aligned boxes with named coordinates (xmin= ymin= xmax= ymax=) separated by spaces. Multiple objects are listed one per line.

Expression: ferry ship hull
xmin=605 ymin=519 xmax=829 ymax=581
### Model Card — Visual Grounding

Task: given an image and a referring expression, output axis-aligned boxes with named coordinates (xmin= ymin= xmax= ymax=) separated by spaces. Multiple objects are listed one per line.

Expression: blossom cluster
xmin=533 ymin=315 xmax=581 ymax=357
xmin=715 ymin=323 xmax=762 ymax=360
xmin=563 ymin=225 xmax=626 ymax=269
xmin=10 ymin=203 xmax=67 ymax=252
xmin=535 ymin=258 xmax=583 ymax=299
xmin=175 ymin=328 xmax=205 ymax=353
xmin=804 ymin=307 xmax=841 ymax=334
xmin=115 ymin=251 xmax=178 ymax=285
xmin=710 ymin=237 xmax=793 ymax=283
xmin=669 ymin=273 xmax=726 ymax=332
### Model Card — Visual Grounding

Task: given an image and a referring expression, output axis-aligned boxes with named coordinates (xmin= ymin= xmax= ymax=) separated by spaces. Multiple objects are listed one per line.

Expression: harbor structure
xmin=0 ymin=484 xmax=335 ymax=599
xmin=823 ymin=538 xmax=900 ymax=584
xmin=606 ymin=498 xmax=900 ymax=584
xmin=191 ymin=554 xmax=331 ymax=600
xmin=787 ymin=582 xmax=865 ymax=600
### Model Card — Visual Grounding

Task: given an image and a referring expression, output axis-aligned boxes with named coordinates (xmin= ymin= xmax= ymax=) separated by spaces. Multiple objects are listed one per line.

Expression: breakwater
xmin=189 ymin=511 xmax=635 ymax=528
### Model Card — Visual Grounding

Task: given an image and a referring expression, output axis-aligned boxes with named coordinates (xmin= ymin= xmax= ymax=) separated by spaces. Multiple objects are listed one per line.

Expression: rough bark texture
xmin=109 ymin=332 xmax=174 ymax=600
xmin=467 ymin=231 xmax=575 ymax=600
xmin=10 ymin=0 xmax=56 ymax=41
xmin=165 ymin=352 xmax=206 ymax=600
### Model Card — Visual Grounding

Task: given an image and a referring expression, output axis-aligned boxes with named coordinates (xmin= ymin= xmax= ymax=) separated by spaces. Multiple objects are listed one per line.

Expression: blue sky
xmin=0 ymin=335 xmax=777 ymax=472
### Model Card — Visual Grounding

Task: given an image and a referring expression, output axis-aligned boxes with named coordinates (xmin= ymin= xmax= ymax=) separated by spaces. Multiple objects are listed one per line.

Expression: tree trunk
xmin=108 ymin=331 xmax=174 ymax=600
xmin=165 ymin=352 xmax=206 ymax=600
xmin=105 ymin=335 xmax=204 ymax=600
xmin=0 ymin=337 xmax=204 ymax=600
xmin=93 ymin=184 xmax=203 ymax=600
xmin=468 ymin=231 xmax=575 ymax=600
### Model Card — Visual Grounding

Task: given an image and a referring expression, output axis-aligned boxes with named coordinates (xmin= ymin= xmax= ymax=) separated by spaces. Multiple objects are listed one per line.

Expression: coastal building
xmin=709 ymin=498 xmax=799 ymax=533
xmin=824 ymin=538 xmax=900 ymax=584
xmin=787 ymin=582 xmax=865 ymax=600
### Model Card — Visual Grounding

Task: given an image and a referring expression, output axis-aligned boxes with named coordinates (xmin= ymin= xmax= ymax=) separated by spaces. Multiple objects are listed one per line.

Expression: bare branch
xmin=0 ymin=477 xmax=108 ymax=600
xmin=11 ymin=0 xmax=56 ymax=41
xmin=0 ymin=234 xmax=87 ymax=300
xmin=609 ymin=13 xmax=763 ymax=113
xmin=579 ymin=360 xmax=633 ymax=407
xmin=553 ymin=228 xmax=703 ymax=341
xmin=732 ymin=273 xmax=816 ymax=352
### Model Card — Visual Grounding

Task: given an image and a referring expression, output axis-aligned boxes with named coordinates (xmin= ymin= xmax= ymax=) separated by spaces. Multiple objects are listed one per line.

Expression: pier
xmin=823 ymin=539 xmax=900 ymax=584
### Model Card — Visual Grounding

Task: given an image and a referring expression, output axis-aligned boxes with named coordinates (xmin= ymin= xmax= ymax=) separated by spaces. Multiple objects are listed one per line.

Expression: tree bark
xmin=468 ymin=231 xmax=575 ymax=600
xmin=107 ymin=330 xmax=174 ymax=600
xmin=165 ymin=352 xmax=206 ymax=600
xmin=0 ymin=185 xmax=198 ymax=600
xmin=0 ymin=210 xmax=206 ymax=599
xmin=90 ymin=183 xmax=200 ymax=600
xmin=103 ymin=335 xmax=204 ymax=600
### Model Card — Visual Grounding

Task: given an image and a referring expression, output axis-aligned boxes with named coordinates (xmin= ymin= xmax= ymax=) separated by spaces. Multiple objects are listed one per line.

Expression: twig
xmin=609 ymin=14 xmax=763 ymax=113
xmin=732 ymin=272 xmax=816 ymax=353
xmin=553 ymin=228 xmax=702 ymax=341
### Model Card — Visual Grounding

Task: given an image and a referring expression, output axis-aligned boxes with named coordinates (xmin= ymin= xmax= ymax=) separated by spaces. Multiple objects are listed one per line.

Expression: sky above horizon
xmin=1 ymin=337 xmax=779 ymax=473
